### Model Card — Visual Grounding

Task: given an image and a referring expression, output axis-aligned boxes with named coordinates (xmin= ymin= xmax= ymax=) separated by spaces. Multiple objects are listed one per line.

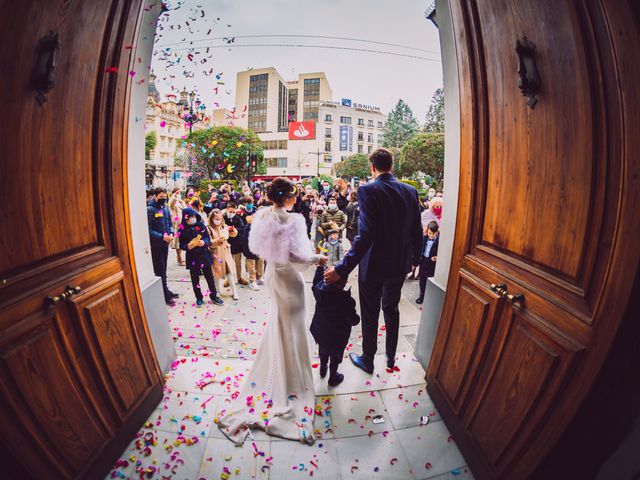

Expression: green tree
xmin=424 ymin=88 xmax=444 ymax=133
xmin=184 ymin=126 xmax=265 ymax=183
xmin=145 ymin=131 xmax=157 ymax=160
xmin=333 ymin=153 xmax=370 ymax=179
xmin=398 ymin=132 xmax=444 ymax=185
xmin=381 ymin=99 xmax=419 ymax=148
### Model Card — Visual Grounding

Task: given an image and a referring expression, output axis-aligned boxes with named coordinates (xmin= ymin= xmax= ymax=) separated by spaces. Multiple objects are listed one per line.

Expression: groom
xmin=324 ymin=148 xmax=423 ymax=374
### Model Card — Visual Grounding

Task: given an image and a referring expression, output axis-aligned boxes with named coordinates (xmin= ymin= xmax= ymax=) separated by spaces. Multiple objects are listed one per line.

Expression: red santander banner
xmin=288 ymin=121 xmax=316 ymax=140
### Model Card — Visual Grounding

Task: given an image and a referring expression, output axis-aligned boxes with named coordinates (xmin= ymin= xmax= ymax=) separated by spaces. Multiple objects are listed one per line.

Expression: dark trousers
xmin=151 ymin=244 xmax=171 ymax=301
xmin=358 ymin=273 xmax=406 ymax=362
xmin=319 ymin=345 xmax=342 ymax=378
xmin=189 ymin=266 xmax=218 ymax=301
xmin=418 ymin=256 xmax=434 ymax=299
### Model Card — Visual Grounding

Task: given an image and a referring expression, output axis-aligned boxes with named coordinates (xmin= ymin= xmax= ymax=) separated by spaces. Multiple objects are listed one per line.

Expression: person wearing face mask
xmin=240 ymin=195 xmax=256 ymax=216
xmin=301 ymin=185 xmax=315 ymax=236
xmin=319 ymin=181 xmax=332 ymax=202
xmin=240 ymin=214 xmax=264 ymax=289
xmin=178 ymin=208 xmax=224 ymax=307
xmin=189 ymin=197 xmax=207 ymax=224
xmin=207 ymin=209 xmax=239 ymax=300
xmin=320 ymin=197 xmax=347 ymax=240
xmin=147 ymin=188 xmax=179 ymax=306
xmin=428 ymin=187 xmax=436 ymax=201
xmin=422 ymin=197 xmax=443 ymax=228
xmin=169 ymin=188 xmax=187 ymax=266
xmin=223 ymin=201 xmax=249 ymax=286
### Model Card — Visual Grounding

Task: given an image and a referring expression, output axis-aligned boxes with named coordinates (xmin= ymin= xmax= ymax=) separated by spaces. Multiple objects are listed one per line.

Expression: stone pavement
xmin=106 ymin=251 xmax=472 ymax=480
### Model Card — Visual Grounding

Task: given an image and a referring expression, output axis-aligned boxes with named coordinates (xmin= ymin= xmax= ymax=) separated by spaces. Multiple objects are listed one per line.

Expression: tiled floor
xmin=106 ymin=254 xmax=472 ymax=480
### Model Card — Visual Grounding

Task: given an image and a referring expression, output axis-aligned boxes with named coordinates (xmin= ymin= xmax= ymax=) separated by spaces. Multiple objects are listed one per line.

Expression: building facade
xmin=144 ymin=75 xmax=212 ymax=189
xmin=234 ymin=67 xmax=385 ymax=178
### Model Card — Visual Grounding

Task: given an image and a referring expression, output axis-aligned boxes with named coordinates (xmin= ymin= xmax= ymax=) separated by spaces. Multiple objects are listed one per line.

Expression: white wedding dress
xmin=216 ymin=207 xmax=322 ymax=445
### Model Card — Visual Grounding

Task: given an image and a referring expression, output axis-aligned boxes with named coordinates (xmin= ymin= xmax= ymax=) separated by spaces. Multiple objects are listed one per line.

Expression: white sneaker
xmin=232 ymin=292 xmax=240 ymax=300
xmin=248 ymin=282 xmax=260 ymax=291
xmin=256 ymin=279 xmax=265 ymax=285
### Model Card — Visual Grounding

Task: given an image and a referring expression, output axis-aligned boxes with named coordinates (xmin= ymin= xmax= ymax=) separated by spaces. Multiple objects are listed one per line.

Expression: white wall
xmin=128 ymin=0 xmax=162 ymax=289
xmin=432 ymin=0 xmax=461 ymax=291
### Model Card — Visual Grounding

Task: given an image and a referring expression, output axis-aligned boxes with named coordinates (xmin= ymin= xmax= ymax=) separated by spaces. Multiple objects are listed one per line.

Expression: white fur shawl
xmin=248 ymin=207 xmax=313 ymax=265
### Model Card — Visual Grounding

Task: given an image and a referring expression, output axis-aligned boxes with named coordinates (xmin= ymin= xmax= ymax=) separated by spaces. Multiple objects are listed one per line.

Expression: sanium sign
xmin=288 ymin=121 xmax=316 ymax=140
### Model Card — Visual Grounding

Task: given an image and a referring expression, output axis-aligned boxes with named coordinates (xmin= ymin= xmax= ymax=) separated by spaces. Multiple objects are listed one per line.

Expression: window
xmin=357 ymin=132 xmax=364 ymax=142
xmin=325 ymin=142 xmax=332 ymax=152
xmin=325 ymin=154 xmax=333 ymax=162
xmin=325 ymin=114 xmax=332 ymax=122
xmin=303 ymin=111 xmax=318 ymax=120
xmin=377 ymin=121 xmax=383 ymax=128
xmin=325 ymin=128 xmax=332 ymax=138
xmin=340 ymin=116 xmax=352 ymax=124
xmin=368 ymin=145 xmax=373 ymax=153
xmin=368 ymin=133 xmax=374 ymax=143
xmin=368 ymin=119 xmax=374 ymax=128
xmin=357 ymin=118 xmax=364 ymax=126
xmin=261 ymin=140 xmax=288 ymax=150
xmin=265 ymin=157 xmax=288 ymax=168
xmin=358 ymin=144 xmax=364 ymax=153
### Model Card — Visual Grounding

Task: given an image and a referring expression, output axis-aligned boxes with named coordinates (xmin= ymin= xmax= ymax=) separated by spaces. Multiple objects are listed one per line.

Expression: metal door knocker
xmin=32 ymin=31 xmax=60 ymax=106
xmin=516 ymin=37 xmax=540 ymax=108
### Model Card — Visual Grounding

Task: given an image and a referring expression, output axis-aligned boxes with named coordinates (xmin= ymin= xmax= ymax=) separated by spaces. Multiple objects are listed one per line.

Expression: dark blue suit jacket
xmin=335 ymin=173 xmax=423 ymax=282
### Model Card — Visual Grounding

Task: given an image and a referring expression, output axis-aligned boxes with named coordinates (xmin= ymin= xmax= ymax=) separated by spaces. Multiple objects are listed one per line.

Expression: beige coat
xmin=169 ymin=195 xmax=186 ymax=249
xmin=207 ymin=224 xmax=237 ymax=278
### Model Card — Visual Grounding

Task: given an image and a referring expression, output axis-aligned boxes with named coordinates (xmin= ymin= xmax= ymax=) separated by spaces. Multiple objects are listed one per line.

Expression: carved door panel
xmin=427 ymin=1 xmax=640 ymax=479
xmin=0 ymin=1 xmax=162 ymax=479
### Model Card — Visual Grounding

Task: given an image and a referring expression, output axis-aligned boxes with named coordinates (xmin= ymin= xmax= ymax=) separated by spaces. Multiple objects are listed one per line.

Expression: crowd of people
xmin=146 ymin=148 xmax=445 ymax=443
xmin=146 ymin=175 xmax=444 ymax=307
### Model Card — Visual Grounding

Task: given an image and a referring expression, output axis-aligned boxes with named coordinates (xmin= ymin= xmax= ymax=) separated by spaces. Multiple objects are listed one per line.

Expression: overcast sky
xmin=151 ymin=0 xmax=442 ymax=121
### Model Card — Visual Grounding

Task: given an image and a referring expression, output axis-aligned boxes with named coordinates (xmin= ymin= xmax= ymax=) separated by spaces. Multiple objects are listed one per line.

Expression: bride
xmin=215 ymin=177 xmax=327 ymax=445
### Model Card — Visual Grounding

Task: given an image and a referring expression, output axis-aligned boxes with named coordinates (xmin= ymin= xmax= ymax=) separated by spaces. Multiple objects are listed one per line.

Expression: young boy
xmin=416 ymin=221 xmax=439 ymax=304
xmin=322 ymin=229 xmax=344 ymax=266
xmin=310 ymin=266 xmax=360 ymax=386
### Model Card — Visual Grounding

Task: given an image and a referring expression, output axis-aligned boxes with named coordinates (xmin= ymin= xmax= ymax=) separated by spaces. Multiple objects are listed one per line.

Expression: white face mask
xmin=213 ymin=219 xmax=222 ymax=226
xmin=187 ymin=217 xmax=197 ymax=225
xmin=328 ymin=204 xmax=338 ymax=211
xmin=227 ymin=213 xmax=235 ymax=219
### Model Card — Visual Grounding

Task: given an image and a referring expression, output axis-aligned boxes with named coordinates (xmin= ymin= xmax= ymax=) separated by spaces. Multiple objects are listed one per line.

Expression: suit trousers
xmin=418 ymin=256 xmax=434 ymax=299
xmin=151 ymin=244 xmax=171 ymax=301
xmin=358 ymin=273 xmax=406 ymax=362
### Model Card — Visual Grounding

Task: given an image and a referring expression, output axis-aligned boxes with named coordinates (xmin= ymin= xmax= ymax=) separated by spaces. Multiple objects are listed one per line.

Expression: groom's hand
xmin=324 ymin=267 xmax=342 ymax=284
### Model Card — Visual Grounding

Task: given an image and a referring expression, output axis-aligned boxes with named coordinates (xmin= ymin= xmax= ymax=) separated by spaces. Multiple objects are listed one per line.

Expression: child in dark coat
xmin=416 ymin=221 xmax=439 ymax=304
xmin=178 ymin=208 xmax=224 ymax=307
xmin=310 ymin=266 xmax=360 ymax=386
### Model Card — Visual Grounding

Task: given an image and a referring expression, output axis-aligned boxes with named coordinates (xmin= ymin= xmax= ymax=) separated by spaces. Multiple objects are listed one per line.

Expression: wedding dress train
xmin=215 ymin=207 xmax=321 ymax=445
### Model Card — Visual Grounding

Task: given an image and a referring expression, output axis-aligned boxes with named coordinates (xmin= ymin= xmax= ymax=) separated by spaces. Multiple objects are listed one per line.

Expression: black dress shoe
xmin=165 ymin=299 xmax=176 ymax=307
xmin=416 ymin=297 xmax=423 ymax=304
xmin=349 ymin=353 xmax=374 ymax=374
xmin=387 ymin=357 xmax=395 ymax=369
xmin=328 ymin=373 xmax=344 ymax=387
xmin=169 ymin=291 xmax=180 ymax=299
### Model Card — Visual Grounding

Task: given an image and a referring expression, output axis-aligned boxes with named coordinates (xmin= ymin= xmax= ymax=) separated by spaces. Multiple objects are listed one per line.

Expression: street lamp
xmin=183 ymin=90 xmax=205 ymax=134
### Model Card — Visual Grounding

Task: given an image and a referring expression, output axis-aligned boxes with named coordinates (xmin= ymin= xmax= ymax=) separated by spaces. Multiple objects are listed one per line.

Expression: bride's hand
xmin=317 ymin=255 xmax=328 ymax=266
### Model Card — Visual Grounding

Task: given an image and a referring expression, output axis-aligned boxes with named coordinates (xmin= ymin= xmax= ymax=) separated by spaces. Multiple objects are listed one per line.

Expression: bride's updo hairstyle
xmin=267 ymin=177 xmax=297 ymax=206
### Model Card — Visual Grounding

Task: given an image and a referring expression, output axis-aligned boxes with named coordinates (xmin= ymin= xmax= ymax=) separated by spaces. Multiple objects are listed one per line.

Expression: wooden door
xmin=0 ymin=1 xmax=163 ymax=479
xmin=427 ymin=1 xmax=640 ymax=479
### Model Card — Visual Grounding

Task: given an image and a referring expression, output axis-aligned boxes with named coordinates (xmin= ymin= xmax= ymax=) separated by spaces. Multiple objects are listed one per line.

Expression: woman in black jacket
xmin=178 ymin=208 xmax=224 ymax=307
